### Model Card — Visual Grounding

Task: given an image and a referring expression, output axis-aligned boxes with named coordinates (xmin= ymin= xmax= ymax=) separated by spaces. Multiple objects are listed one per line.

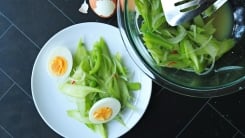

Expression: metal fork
xmin=161 ymin=0 xmax=228 ymax=26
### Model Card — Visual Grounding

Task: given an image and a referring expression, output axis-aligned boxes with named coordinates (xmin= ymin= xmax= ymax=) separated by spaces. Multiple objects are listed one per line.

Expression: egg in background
xmin=89 ymin=0 xmax=117 ymax=18
xmin=89 ymin=97 xmax=121 ymax=124
xmin=47 ymin=46 xmax=73 ymax=80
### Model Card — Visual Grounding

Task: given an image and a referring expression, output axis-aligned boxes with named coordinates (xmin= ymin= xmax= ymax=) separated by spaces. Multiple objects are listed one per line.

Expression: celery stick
xmin=127 ymin=82 xmax=141 ymax=91
xmin=73 ymin=39 xmax=88 ymax=69
xmin=59 ymin=83 xmax=106 ymax=98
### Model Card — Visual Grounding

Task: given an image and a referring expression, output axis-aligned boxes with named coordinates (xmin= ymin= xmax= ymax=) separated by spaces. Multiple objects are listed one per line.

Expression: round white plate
xmin=31 ymin=22 xmax=152 ymax=138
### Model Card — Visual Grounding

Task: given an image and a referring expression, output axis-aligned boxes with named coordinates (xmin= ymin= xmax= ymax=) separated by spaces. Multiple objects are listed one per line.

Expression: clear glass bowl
xmin=117 ymin=0 xmax=245 ymax=98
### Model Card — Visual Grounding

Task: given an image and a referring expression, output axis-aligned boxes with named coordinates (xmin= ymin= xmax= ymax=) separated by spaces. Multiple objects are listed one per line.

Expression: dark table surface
xmin=0 ymin=0 xmax=245 ymax=138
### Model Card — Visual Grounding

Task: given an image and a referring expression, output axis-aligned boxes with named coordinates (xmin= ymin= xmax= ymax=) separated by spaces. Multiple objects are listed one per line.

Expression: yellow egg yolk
xmin=93 ymin=107 xmax=112 ymax=121
xmin=49 ymin=56 xmax=68 ymax=76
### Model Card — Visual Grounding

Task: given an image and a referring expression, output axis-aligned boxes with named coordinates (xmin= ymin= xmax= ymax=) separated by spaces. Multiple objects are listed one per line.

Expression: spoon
xmin=79 ymin=0 xmax=89 ymax=14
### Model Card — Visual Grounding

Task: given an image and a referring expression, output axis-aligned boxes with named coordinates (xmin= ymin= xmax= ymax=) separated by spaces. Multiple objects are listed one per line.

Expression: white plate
xmin=31 ymin=22 xmax=152 ymax=138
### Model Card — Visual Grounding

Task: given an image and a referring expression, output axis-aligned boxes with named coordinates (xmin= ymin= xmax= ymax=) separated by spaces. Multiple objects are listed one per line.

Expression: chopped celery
xmin=59 ymin=38 xmax=141 ymax=138
xmin=135 ymin=0 xmax=235 ymax=74
xmin=59 ymin=83 xmax=106 ymax=98
xmin=73 ymin=39 xmax=89 ymax=72
xmin=127 ymin=82 xmax=141 ymax=91
xmin=95 ymin=124 xmax=107 ymax=138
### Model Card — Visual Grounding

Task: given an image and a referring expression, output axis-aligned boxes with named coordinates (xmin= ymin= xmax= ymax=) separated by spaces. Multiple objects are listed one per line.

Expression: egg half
xmin=47 ymin=46 xmax=73 ymax=79
xmin=89 ymin=97 xmax=121 ymax=124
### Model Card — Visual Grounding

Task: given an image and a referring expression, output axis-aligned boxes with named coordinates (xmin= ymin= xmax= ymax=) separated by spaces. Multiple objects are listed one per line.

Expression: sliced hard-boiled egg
xmin=89 ymin=97 xmax=121 ymax=124
xmin=47 ymin=46 xmax=73 ymax=79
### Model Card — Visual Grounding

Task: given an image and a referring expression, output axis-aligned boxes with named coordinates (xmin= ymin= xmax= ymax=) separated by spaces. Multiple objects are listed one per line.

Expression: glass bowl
xmin=117 ymin=0 xmax=245 ymax=98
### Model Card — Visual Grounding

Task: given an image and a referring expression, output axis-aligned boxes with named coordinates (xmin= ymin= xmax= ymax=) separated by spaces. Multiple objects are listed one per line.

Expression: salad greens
xmin=135 ymin=0 xmax=235 ymax=74
xmin=58 ymin=38 xmax=141 ymax=138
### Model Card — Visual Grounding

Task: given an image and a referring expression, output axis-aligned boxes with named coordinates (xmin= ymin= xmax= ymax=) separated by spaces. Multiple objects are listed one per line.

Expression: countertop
xmin=0 ymin=0 xmax=244 ymax=138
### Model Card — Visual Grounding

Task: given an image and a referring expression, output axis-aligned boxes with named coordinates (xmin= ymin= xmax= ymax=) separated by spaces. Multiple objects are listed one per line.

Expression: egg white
xmin=89 ymin=97 xmax=121 ymax=124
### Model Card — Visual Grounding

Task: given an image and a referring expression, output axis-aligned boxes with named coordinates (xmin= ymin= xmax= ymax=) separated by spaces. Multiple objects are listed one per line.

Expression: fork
xmin=161 ymin=0 xmax=227 ymax=26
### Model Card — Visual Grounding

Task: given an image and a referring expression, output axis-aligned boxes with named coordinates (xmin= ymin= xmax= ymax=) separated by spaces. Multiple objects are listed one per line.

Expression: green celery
xmin=59 ymin=83 xmax=106 ymax=98
xmin=135 ymin=0 xmax=235 ymax=74
xmin=59 ymin=38 xmax=141 ymax=138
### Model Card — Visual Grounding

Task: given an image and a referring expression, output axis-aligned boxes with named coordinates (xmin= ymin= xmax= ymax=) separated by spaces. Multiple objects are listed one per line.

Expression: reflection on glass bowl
xmin=117 ymin=0 xmax=245 ymax=98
